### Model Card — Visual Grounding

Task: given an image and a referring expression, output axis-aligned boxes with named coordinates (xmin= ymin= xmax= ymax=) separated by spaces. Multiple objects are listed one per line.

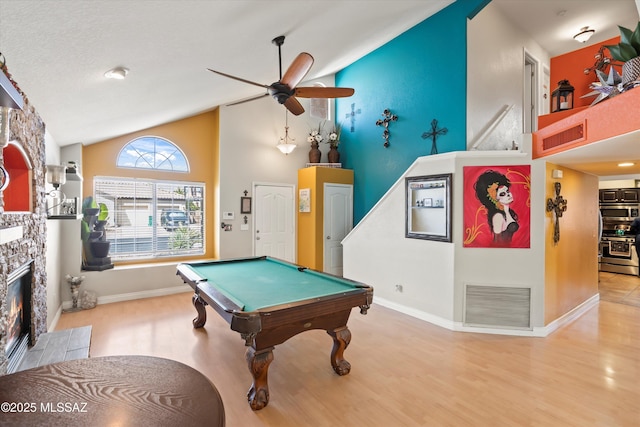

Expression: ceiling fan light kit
xmin=208 ymin=35 xmax=354 ymax=116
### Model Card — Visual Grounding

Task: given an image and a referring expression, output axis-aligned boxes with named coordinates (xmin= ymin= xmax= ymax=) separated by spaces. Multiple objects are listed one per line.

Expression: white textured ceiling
xmin=1 ymin=0 xmax=639 ymax=177
xmin=0 ymin=0 xmax=453 ymax=146
xmin=492 ymin=0 xmax=639 ymax=57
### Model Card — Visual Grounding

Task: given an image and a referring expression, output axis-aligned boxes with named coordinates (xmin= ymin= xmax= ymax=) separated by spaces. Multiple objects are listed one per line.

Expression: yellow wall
xmin=297 ymin=167 xmax=353 ymax=270
xmin=544 ymin=163 xmax=599 ymax=324
xmin=82 ymin=109 xmax=219 ymax=264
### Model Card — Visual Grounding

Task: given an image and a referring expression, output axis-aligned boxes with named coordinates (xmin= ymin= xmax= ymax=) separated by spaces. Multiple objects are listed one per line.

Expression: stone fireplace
xmin=0 ymin=72 xmax=48 ymax=375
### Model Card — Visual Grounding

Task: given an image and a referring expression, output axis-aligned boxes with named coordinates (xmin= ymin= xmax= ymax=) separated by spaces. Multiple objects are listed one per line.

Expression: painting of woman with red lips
xmin=463 ymin=165 xmax=531 ymax=248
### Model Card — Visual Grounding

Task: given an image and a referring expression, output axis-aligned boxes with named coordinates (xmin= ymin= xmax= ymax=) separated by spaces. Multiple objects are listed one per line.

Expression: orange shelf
xmin=533 ymin=89 xmax=640 ymax=159
xmin=537 ymin=106 xmax=589 ymax=129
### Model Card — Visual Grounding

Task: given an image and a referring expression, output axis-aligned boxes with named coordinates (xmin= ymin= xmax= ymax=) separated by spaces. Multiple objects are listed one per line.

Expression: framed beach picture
xmin=299 ymin=188 xmax=311 ymax=212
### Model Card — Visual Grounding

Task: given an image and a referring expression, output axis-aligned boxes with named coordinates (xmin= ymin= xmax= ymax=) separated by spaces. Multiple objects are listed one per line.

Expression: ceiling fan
xmin=208 ymin=35 xmax=354 ymax=116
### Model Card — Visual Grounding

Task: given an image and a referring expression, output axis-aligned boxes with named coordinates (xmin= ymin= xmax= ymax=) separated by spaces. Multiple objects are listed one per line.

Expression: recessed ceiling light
xmin=618 ymin=162 xmax=635 ymax=167
xmin=104 ymin=67 xmax=129 ymax=80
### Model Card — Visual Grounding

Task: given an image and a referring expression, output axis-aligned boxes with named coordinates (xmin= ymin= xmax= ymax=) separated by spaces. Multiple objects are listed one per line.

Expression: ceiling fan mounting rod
xmin=272 ymin=35 xmax=285 ymax=80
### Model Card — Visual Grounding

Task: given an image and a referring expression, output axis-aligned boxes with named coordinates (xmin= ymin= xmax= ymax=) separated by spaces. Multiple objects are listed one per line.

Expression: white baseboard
xmin=372 ymin=297 xmax=457 ymax=330
xmin=61 ymin=284 xmax=192 ymax=310
xmin=373 ymin=293 xmax=600 ymax=337
xmin=48 ymin=305 xmax=63 ymax=332
xmin=536 ymin=293 xmax=600 ymax=337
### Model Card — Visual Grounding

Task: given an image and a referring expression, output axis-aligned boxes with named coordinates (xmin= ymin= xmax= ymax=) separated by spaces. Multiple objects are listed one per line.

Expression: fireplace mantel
xmin=0 ymin=225 xmax=23 ymax=244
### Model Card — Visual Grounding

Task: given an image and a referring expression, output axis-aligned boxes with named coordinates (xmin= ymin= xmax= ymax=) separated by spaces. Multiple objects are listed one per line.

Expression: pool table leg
xmin=328 ymin=326 xmax=352 ymax=376
xmin=246 ymin=347 xmax=274 ymax=410
xmin=191 ymin=293 xmax=207 ymax=328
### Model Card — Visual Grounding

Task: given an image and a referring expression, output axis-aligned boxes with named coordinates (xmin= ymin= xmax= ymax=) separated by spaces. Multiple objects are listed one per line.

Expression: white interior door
xmin=254 ymin=184 xmax=295 ymax=262
xmin=524 ymin=51 xmax=539 ymax=133
xmin=323 ymin=184 xmax=353 ymax=275
xmin=542 ymin=65 xmax=551 ymax=115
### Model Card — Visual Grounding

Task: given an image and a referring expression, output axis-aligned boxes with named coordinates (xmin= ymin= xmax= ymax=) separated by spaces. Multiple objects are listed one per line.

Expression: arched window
xmin=95 ymin=136 xmax=204 ymax=262
xmin=309 ymin=82 xmax=330 ymax=120
xmin=117 ymin=136 xmax=189 ymax=172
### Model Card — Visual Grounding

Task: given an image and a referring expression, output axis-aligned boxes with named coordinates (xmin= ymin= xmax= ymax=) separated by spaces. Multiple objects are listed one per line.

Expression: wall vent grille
xmin=542 ymin=123 xmax=585 ymax=150
xmin=464 ymin=285 xmax=531 ymax=329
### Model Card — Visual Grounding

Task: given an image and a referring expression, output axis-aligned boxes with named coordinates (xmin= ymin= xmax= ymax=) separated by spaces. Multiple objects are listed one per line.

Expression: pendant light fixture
xmin=277 ymin=111 xmax=296 ymax=154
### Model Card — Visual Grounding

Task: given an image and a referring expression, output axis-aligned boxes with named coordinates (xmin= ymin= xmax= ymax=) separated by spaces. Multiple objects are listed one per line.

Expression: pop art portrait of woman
xmin=463 ymin=165 xmax=531 ymax=248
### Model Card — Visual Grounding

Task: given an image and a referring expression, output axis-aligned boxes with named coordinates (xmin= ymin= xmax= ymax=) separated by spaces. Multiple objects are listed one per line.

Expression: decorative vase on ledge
xmin=622 ymin=56 xmax=640 ymax=86
xmin=81 ymin=197 xmax=114 ymax=271
xmin=309 ymin=143 xmax=321 ymax=163
xmin=328 ymin=146 xmax=340 ymax=163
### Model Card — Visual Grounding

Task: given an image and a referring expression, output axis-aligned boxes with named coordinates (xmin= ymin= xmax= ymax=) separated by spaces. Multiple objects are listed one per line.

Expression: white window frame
xmin=93 ymin=176 xmax=205 ymax=261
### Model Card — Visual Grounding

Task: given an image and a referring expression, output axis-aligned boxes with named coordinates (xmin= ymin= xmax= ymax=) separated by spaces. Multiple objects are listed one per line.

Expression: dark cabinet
xmin=599 ymin=188 xmax=639 ymax=203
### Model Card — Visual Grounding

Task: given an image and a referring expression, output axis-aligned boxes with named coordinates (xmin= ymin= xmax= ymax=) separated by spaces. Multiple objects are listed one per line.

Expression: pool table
xmin=176 ymin=256 xmax=373 ymax=410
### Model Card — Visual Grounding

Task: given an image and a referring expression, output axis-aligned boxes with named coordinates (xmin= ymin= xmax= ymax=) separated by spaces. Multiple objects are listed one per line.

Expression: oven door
xmin=608 ymin=240 xmax=632 ymax=257
xmin=600 ymin=237 xmax=639 ymax=275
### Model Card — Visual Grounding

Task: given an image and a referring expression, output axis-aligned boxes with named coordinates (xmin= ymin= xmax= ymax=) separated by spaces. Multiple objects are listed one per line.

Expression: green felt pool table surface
xmin=179 ymin=256 xmax=367 ymax=311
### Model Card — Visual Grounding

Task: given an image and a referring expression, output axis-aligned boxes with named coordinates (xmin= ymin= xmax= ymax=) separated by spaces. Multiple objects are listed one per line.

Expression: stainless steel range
xmin=599 ymin=204 xmax=639 ymax=276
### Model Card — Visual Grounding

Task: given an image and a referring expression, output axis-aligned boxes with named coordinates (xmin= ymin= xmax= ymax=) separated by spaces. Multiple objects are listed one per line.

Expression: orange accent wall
xmin=544 ymin=163 xmax=599 ymax=325
xmin=550 ymin=37 xmax=621 ymax=110
xmin=82 ymin=109 xmax=219 ymax=264
xmin=297 ymin=167 xmax=353 ymax=270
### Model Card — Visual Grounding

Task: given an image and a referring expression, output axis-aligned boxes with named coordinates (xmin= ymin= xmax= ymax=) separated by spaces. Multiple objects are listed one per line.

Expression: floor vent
xmin=464 ymin=285 xmax=531 ymax=329
xmin=542 ymin=122 xmax=585 ymax=150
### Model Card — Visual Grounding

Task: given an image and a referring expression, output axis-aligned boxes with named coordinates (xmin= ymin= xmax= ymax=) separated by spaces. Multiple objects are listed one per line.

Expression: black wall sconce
xmin=546 ymin=181 xmax=567 ymax=244
xmin=376 ymin=109 xmax=398 ymax=147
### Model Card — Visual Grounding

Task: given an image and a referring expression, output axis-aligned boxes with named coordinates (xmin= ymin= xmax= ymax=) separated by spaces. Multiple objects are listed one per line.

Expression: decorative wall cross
xmin=546 ymin=182 xmax=568 ymax=244
xmin=421 ymin=119 xmax=448 ymax=155
xmin=345 ymin=103 xmax=361 ymax=132
xmin=375 ymin=109 xmax=398 ymax=148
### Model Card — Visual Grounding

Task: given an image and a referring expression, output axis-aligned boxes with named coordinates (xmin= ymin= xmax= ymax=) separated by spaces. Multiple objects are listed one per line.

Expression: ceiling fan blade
xmin=207 ymin=68 xmax=270 ymax=89
xmin=226 ymin=93 xmax=269 ymax=106
xmin=281 ymin=53 xmax=314 ymax=89
xmin=295 ymin=87 xmax=355 ymax=98
xmin=284 ymin=96 xmax=305 ymax=116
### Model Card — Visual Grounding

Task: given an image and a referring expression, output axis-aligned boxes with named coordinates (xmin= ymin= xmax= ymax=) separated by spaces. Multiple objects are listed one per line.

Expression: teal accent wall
xmin=336 ymin=0 xmax=489 ymax=223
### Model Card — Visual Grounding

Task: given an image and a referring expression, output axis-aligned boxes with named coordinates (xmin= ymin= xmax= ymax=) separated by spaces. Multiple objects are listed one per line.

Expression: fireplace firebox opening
xmin=5 ymin=260 xmax=32 ymax=373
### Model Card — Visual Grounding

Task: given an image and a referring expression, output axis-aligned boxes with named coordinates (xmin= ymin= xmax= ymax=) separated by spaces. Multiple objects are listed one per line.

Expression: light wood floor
xmin=599 ymin=271 xmax=640 ymax=307
xmin=55 ymin=290 xmax=640 ymax=427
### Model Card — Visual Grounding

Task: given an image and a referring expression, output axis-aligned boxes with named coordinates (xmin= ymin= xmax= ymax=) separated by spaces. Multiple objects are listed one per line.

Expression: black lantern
xmin=551 ymin=80 xmax=574 ymax=113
